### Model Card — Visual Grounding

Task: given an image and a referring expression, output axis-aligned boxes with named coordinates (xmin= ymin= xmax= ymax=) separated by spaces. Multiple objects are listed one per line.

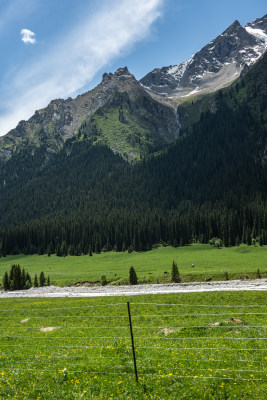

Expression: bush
xmin=129 ymin=266 xmax=138 ymax=285
xmin=209 ymin=237 xmax=223 ymax=248
xmin=101 ymin=275 xmax=108 ymax=286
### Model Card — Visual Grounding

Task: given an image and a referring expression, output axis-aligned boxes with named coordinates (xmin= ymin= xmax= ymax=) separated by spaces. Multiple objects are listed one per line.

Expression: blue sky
xmin=0 ymin=0 xmax=266 ymax=136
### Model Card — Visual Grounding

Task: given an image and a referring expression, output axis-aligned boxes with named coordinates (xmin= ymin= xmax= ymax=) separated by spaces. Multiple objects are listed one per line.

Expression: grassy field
xmin=0 ymin=244 xmax=266 ymax=287
xmin=0 ymin=291 xmax=266 ymax=399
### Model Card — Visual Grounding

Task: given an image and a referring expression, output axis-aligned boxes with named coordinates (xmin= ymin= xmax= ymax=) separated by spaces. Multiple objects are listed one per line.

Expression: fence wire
xmin=0 ymin=300 xmax=266 ymax=383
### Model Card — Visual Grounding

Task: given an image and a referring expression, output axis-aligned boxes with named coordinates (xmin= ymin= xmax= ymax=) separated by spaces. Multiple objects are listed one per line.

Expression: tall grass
xmin=0 ymin=291 xmax=266 ymax=399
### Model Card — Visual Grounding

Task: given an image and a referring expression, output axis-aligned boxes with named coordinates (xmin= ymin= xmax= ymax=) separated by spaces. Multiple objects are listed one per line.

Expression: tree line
xmin=3 ymin=264 xmax=50 ymax=290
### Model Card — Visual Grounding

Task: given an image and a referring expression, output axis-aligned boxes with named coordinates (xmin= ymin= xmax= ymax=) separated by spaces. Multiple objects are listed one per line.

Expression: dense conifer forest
xmin=0 ymin=52 xmax=266 ymax=256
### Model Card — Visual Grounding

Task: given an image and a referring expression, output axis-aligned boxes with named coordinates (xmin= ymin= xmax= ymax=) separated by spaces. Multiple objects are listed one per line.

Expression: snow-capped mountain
xmin=140 ymin=14 xmax=267 ymax=104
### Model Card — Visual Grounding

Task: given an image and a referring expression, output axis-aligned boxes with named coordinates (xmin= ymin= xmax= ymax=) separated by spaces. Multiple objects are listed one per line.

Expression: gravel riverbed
xmin=0 ymin=279 xmax=266 ymax=298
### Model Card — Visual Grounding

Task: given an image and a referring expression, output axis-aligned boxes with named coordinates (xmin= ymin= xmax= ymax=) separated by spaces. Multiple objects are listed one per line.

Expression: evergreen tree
xmin=129 ymin=266 xmax=138 ymax=285
xmin=68 ymin=244 xmax=75 ymax=256
xmin=39 ymin=271 xmax=46 ymax=287
xmin=47 ymin=275 xmax=50 ymax=286
xmin=171 ymin=260 xmax=180 ymax=283
xmin=60 ymin=241 xmax=68 ymax=257
xmin=21 ymin=268 xmax=26 ymax=289
xmin=56 ymin=243 xmax=62 ymax=257
xmin=25 ymin=272 xmax=32 ymax=289
xmin=34 ymin=274 xmax=39 ymax=287
xmin=3 ymin=271 xmax=10 ymax=290
xmin=12 ymin=264 xmax=22 ymax=290
xmin=47 ymin=244 xmax=51 ymax=257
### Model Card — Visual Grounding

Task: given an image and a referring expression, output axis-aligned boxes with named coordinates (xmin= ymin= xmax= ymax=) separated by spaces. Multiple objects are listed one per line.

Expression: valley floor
xmin=0 ymin=279 xmax=266 ymax=298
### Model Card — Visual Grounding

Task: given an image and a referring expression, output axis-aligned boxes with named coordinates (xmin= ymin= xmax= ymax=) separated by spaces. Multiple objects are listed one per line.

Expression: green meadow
xmin=0 ymin=292 xmax=266 ymax=399
xmin=0 ymin=244 xmax=266 ymax=287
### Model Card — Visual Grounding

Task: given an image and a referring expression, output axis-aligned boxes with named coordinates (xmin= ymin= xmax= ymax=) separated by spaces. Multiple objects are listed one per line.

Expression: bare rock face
xmin=0 ymin=67 xmax=178 ymax=164
xmin=140 ymin=14 xmax=267 ymax=103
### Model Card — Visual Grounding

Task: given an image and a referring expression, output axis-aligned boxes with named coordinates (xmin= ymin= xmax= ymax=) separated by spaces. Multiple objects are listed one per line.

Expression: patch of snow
xmin=167 ymin=58 xmax=192 ymax=79
xmin=140 ymin=83 xmax=153 ymax=91
xmin=183 ymin=87 xmax=200 ymax=97
xmin=245 ymin=26 xmax=267 ymax=44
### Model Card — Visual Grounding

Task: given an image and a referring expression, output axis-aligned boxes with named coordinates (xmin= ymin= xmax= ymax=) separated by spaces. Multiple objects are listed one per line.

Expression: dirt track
xmin=0 ymin=279 xmax=266 ymax=298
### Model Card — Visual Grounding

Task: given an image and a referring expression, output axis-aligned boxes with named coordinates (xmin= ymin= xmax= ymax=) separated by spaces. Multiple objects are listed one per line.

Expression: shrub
xmin=101 ymin=275 xmax=108 ymax=286
xmin=209 ymin=237 xmax=223 ymax=248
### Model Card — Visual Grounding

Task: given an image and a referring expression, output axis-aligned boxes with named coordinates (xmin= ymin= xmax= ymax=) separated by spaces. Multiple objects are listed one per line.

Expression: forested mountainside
xmin=0 ymin=50 xmax=266 ymax=256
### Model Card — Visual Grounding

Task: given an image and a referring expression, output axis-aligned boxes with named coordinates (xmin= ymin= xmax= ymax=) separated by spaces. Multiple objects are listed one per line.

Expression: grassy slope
xmin=0 ymin=292 xmax=266 ymax=399
xmin=92 ymin=106 xmax=152 ymax=160
xmin=0 ymin=244 xmax=266 ymax=287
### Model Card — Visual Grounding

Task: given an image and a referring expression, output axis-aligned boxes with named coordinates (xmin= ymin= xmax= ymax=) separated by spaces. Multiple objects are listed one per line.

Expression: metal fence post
xmin=127 ymin=301 xmax=138 ymax=382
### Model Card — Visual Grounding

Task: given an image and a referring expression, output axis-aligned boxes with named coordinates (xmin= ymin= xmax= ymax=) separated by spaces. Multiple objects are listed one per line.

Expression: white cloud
xmin=0 ymin=0 xmax=163 ymax=136
xmin=20 ymin=28 xmax=36 ymax=44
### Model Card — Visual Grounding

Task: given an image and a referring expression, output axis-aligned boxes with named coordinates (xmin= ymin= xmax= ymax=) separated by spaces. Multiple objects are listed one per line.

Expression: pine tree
xmin=12 ymin=264 xmax=22 ymax=290
xmin=21 ymin=268 xmax=26 ymax=289
xmin=60 ymin=241 xmax=68 ymax=257
xmin=171 ymin=260 xmax=180 ymax=283
xmin=56 ymin=243 xmax=62 ymax=257
xmin=34 ymin=274 xmax=39 ymax=287
xmin=3 ymin=271 xmax=10 ymax=290
xmin=47 ymin=276 xmax=50 ymax=286
xmin=25 ymin=272 xmax=32 ymax=289
xmin=47 ymin=245 xmax=51 ymax=257
xmin=39 ymin=271 xmax=45 ymax=287
xmin=129 ymin=266 xmax=138 ymax=285
xmin=68 ymin=244 xmax=75 ymax=256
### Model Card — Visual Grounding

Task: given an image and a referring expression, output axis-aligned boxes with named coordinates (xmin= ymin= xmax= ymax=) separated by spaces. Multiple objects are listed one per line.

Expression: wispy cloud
xmin=0 ymin=0 xmax=163 ymax=136
xmin=20 ymin=28 xmax=36 ymax=44
xmin=0 ymin=0 xmax=36 ymax=35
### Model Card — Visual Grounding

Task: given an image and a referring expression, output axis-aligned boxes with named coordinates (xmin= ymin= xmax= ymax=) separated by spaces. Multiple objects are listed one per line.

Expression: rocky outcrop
xmin=0 ymin=67 xmax=179 ymax=164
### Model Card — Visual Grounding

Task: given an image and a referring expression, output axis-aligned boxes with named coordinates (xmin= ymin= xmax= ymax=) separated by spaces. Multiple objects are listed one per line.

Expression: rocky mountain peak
xmin=227 ymin=19 xmax=242 ymax=31
xmin=246 ymin=14 xmax=267 ymax=31
xmin=140 ymin=14 xmax=267 ymax=103
xmin=114 ymin=66 xmax=131 ymax=76
xmin=102 ymin=67 xmax=133 ymax=83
